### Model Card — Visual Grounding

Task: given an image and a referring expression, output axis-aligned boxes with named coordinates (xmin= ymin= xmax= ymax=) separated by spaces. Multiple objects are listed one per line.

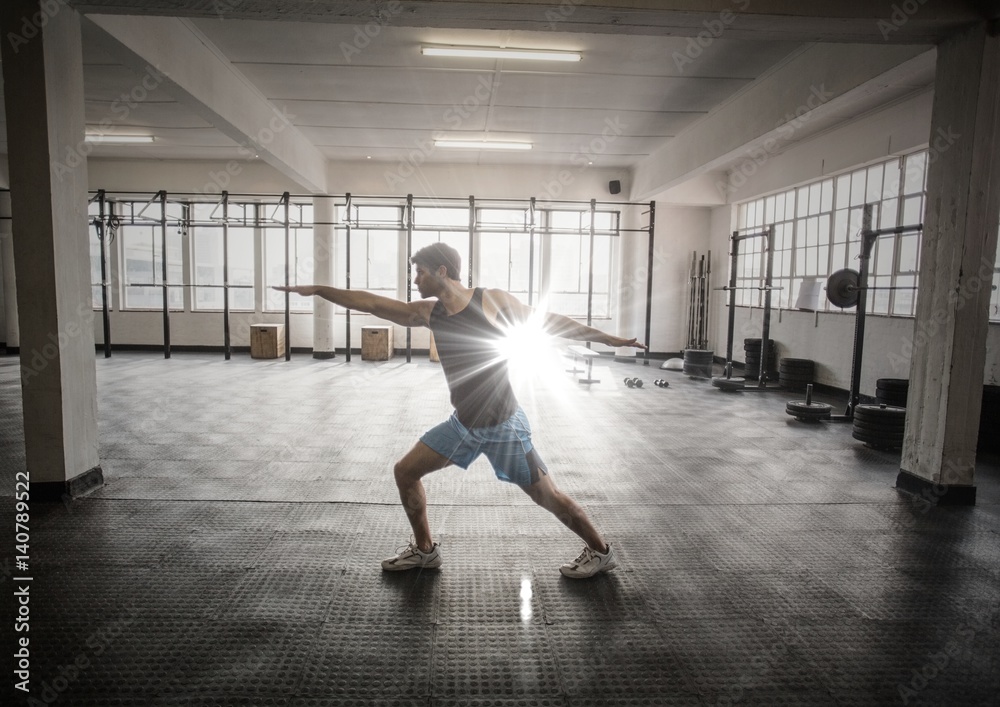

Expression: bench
xmin=567 ymin=344 xmax=601 ymax=385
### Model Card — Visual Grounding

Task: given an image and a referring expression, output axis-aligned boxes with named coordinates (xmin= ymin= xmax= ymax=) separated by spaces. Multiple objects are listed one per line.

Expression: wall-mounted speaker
xmin=608 ymin=179 xmax=621 ymax=195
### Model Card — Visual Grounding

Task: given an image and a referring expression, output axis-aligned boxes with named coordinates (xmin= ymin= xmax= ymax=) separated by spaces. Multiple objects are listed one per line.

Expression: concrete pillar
xmin=0 ymin=1 xmax=102 ymax=499
xmin=1 ymin=191 xmax=18 ymax=349
xmin=312 ymin=195 xmax=336 ymax=358
xmin=897 ymin=23 xmax=1000 ymax=506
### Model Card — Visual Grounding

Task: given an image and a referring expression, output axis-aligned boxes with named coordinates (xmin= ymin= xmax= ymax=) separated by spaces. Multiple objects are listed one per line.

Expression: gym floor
xmin=1 ymin=352 xmax=998 ymax=706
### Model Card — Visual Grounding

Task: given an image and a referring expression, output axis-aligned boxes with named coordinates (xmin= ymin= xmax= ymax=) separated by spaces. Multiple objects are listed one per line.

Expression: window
xmin=476 ymin=207 xmax=539 ymax=303
xmin=120 ymin=221 xmax=183 ymax=311
xmin=335 ymin=204 xmax=401 ymax=296
xmin=543 ymin=209 xmax=615 ymax=318
xmin=735 ymin=152 xmax=933 ymax=317
xmin=411 ymin=206 xmax=471 ymax=286
xmin=191 ymin=225 xmax=255 ymax=311
xmin=88 ymin=200 xmax=106 ymax=309
xmin=263 ymin=202 xmax=314 ymax=311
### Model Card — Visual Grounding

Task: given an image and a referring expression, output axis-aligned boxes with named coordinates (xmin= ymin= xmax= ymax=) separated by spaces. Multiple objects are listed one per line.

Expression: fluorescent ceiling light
xmin=84 ymin=133 xmax=155 ymax=144
xmin=422 ymin=45 xmax=581 ymax=62
xmin=434 ymin=140 xmax=532 ymax=151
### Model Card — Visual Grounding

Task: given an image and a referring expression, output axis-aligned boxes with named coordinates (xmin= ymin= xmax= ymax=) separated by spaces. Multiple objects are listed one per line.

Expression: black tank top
xmin=429 ymin=288 xmax=519 ymax=428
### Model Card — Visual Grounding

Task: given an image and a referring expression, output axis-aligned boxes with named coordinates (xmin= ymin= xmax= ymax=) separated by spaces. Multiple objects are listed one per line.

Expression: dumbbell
xmin=623 ymin=377 xmax=643 ymax=388
xmin=654 ymin=379 xmax=670 ymax=388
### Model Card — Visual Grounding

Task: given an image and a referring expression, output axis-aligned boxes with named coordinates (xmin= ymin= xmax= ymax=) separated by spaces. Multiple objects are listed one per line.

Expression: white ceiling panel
xmin=487 ymin=107 xmax=700 ymax=137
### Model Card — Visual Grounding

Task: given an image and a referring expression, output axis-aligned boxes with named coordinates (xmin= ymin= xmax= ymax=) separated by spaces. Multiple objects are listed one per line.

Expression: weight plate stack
xmin=785 ymin=399 xmax=832 ymax=422
xmin=779 ymin=358 xmax=815 ymax=391
xmin=852 ymin=404 xmax=906 ymax=450
xmin=875 ymin=378 xmax=909 ymax=408
xmin=744 ymin=338 xmax=777 ymax=381
xmin=682 ymin=349 xmax=715 ymax=378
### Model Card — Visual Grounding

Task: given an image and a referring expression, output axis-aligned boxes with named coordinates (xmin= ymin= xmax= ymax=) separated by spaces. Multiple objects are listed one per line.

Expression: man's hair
xmin=411 ymin=242 xmax=462 ymax=280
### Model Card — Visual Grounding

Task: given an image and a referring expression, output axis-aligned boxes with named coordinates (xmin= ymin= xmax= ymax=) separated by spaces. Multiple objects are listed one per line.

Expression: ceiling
xmin=0 ymin=1 xmax=995 ymax=191
xmin=72 ymin=22 xmax=801 ymax=167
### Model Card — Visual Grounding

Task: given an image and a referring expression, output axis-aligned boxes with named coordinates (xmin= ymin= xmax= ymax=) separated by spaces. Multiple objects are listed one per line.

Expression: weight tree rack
xmin=827 ymin=203 xmax=923 ymax=421
xmin=716 ymin=225 xmax=784 ymax=392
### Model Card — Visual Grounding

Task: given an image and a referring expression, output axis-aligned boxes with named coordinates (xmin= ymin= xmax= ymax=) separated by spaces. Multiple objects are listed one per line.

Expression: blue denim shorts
xmin=420 ymin=407 xmax=548 ymax=488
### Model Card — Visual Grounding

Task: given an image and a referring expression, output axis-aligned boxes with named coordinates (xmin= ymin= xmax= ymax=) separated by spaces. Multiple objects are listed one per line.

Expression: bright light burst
xmin=492 ymin=302 xmax=563 ymax=384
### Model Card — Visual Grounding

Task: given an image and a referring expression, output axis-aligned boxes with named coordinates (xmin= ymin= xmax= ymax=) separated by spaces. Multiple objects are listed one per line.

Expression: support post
xmin=898 ymin=23 xmax=1000 ymax=505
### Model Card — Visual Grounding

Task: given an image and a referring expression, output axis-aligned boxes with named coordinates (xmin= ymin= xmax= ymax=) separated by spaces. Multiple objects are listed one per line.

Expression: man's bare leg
xmin=521 ymin=472 xmax=609 ymax=553
xmin=393 ymin=441 xmax=451 ymax=551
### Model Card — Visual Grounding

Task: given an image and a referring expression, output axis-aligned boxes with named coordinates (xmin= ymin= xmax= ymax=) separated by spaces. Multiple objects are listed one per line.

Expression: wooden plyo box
xmin=250 ymin=323 xmax=286 ymax=359
xmin=361 ymin=326 xmax=394 ymax=361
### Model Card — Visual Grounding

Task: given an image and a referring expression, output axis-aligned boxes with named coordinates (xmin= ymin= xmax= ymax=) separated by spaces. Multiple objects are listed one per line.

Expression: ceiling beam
xmin=631 ymin=43 xmax=936 ymax=202
xmin=85 ymin=14 xmax=327 ymax=193
xmin=68 ymin=1 xmax=992 ymax=44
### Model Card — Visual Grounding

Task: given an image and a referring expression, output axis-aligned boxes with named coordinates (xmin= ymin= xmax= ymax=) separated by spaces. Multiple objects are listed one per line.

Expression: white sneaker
xmin=381 ymin=540 xmax=442 ymax=571
xmin=560 ymin=544 xmax=618 ymax=578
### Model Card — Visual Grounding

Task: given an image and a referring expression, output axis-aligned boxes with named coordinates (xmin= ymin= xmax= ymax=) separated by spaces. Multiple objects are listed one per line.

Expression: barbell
xmin=825 ymin=269 xmax=919 ymax=308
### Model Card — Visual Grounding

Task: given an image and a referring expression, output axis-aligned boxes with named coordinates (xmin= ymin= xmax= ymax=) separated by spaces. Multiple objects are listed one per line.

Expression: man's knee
xmin=394 ymin=459 xmax=414 ymax=486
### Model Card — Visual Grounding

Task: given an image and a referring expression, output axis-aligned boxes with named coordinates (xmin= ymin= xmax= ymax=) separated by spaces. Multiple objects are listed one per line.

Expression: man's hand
xmin=605 ymin=335 xmax=647 ymax=349
xmin=272 ymin=285 xmax=316 ymax=296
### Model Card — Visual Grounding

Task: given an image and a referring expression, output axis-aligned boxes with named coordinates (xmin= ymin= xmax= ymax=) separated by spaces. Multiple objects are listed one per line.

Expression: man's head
xmin=411 ymin=242 xmax=461 ymax=281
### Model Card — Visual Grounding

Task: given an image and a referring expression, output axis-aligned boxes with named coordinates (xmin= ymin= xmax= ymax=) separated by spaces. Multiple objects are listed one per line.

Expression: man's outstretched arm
xmin=485 ymin=288 xmax=646 ymax=349
xmin=272 ymin=285 xmax=433 ymax=328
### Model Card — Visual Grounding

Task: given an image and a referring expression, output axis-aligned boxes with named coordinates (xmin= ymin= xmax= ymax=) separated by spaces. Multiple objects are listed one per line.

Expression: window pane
xmin=478 ymin=233 xmax=510 ymax=289
xmin=898 ymin=234 xmax=919 ymax=272
xmin=903 ymin=152 xmax=927 ymax=195
xmin=367 ymin=230 xmax=398 ymax=291
xmin=193 ymin=227 xmax=224 ymax=310
xmin=850 ymin=171 xmax=867 ymax=207
xmin=836 ymin=175 xmax=851 ymax=210
xmin=796 ymin=188 xmax=809 ymax=218
xmin=880 ymin=198 xmax=899 ymax=230
xmin=866 ymin=165 xmax=885 ymax=203
xmin=413 ymin=207 xmax=468 ymax=228
xmin=820 ymin=179 xmax=834 ymax=213
xmin=549 ymin=233 xmax=581 ymax=291
xmin=902 ymin=196 xmax=923 ymax=226
xmin=893 ymin=275 xmax=916 ymax=316
xmin=228 ymin=227 xmax=255 ymax=310
xmin=809 ymin=183 xmax=822 ymax=216
xmin=549 ymin=211 xmax=582 ymax=231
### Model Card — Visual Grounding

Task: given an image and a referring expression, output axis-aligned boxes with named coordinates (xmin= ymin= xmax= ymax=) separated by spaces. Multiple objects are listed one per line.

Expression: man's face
xmin=414 ymin=264 xmax=443 ymax=298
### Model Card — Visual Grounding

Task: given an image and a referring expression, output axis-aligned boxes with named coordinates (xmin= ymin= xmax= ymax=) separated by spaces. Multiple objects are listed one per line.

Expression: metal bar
xmin=406 ymin=194 xmax=413 ymax=363
xmin=643 ymin=201 xmax=655 ymax=365
xmin=96 ymin=190 xmax=112 ymax=358
xmin=586 ymin=200 xmax=596 ymax=346
xmin=726 ymin=232 xmax=739 ymax=367
xmin=159 ymin=191 xmax=170 ymax=359
xmin=283 ymin=191 xmax=291 ymax=361
xmin=345 ymin=193 xmax=352 ymax=362
xmin=869 ymin=223 xmax=923 ymax=237
xmin=703 ymin=250 xmax=712 ymax=350
xmin=528 ymin=197 xmax=536 ymax=306
xmin=468 ymin=195 xmax=475 ymax=288
xmin=758 ymin=226 xmax=775 ymax=388
xmin=222 ymin=191 xmax=231 ymax=360
xmin=687 ymin=252 xmax=697 ymax=348
xmin=846 ymin=204 xmax=877 ymax=416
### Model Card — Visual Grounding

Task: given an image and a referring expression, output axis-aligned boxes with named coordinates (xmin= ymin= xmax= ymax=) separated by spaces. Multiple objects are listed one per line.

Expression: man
xmin=274 ymin=242 xmax=645 ymax=578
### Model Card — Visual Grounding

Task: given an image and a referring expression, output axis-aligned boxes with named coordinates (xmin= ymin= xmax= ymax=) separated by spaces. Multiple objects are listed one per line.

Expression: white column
xmin=0 ymin=0 xmax=101 ymax=497
xmin=898 ymin=23 xmax=1000 ymax=506
xmin=312 ymin=195 xmax=336 ymax=358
